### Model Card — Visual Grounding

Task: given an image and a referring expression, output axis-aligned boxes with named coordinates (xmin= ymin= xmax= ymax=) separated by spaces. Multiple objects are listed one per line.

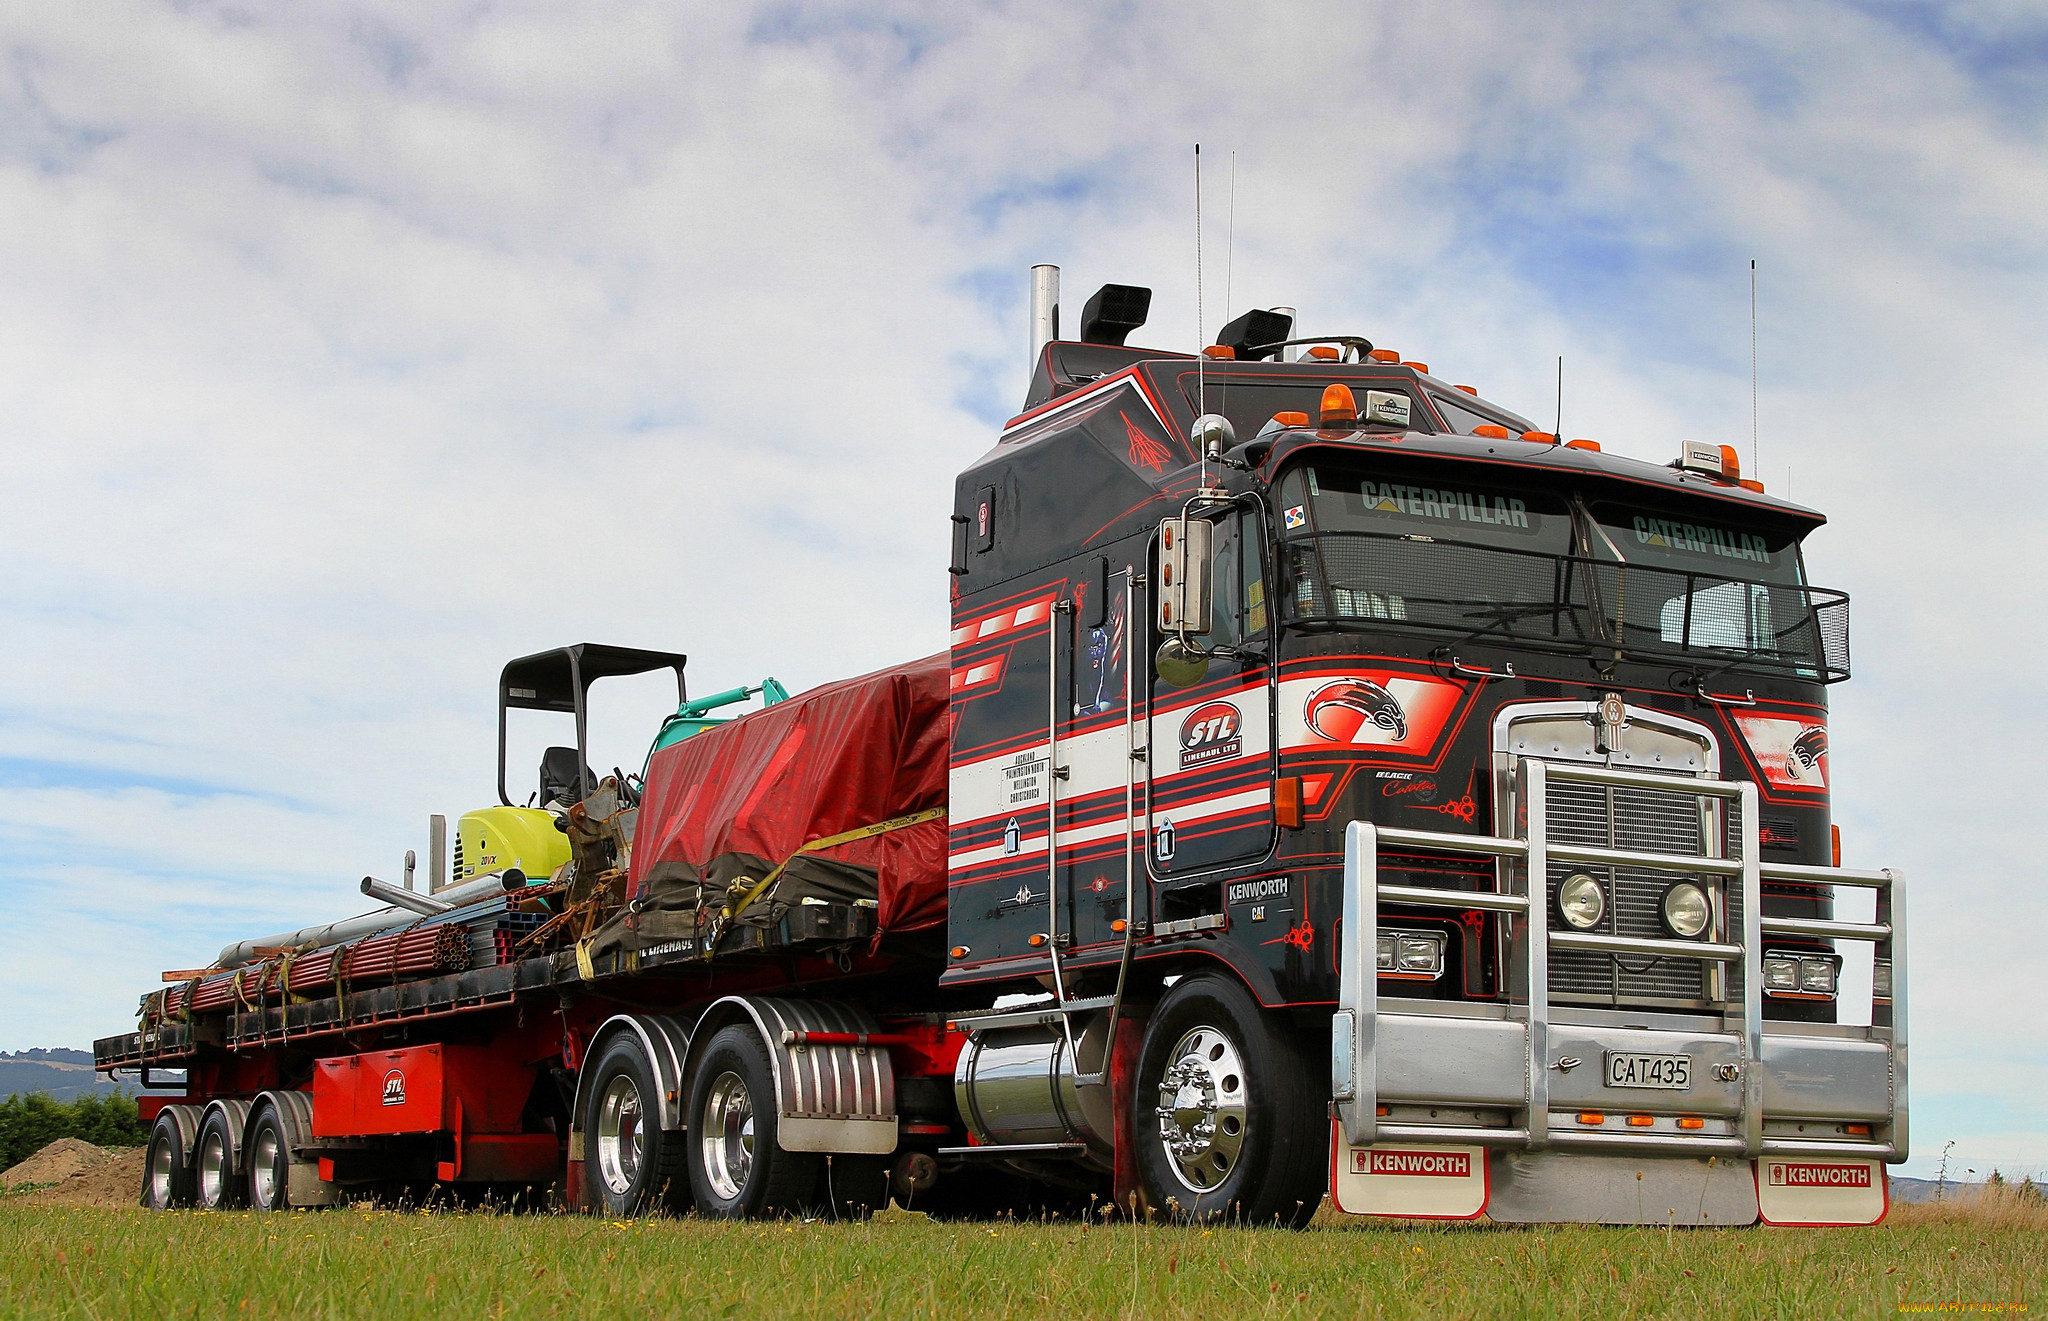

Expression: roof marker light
xmin=1368 ymin=348 xmax=1400 ymax=363
xmin=1320 ymin=384 xmax=1358 ymax=427
xmin=1306 ymin=345 xmax=1341 ymax=361
xmin=1202 ymin=345 xmax=1235 ymax=360
xmin=1401 ymin=361 xmax=1430 ymax=374
xmin=1520 ymin=430 xmax=1558 ymax=444
xmin=1455 ymin=384 xmax=1479 ymax=395
xmin=1566 ymin=439 xmax=1600 ymax=452
xmin=1739 ymin=479 xmax=1765 ymax=493
xmin=1473 ymin=424 xmax=1511 ymax=439
xmin=1272 ymin=411 xmax=1309 ymax=428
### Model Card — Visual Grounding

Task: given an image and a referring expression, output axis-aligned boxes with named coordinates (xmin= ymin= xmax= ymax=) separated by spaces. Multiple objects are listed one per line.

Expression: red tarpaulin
xmin=626 ymin=653 xmax=949 ymax=934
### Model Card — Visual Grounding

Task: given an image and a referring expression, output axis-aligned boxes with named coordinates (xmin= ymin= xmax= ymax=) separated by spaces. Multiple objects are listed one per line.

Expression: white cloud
xmin=0 ymin=0 xmax=2039 ymax=1177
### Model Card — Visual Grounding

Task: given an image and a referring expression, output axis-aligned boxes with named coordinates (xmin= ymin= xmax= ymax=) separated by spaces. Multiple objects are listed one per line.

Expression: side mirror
xmin=1154 ymin=637 xmax=1210 ymax=688
xmin=1156 ymin=515 xmax=1213 ymax=636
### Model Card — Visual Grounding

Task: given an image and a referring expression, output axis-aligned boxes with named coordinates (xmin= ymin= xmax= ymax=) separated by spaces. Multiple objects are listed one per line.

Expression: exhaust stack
xmin=1030 ymin=264 xmax=1060 ymax=362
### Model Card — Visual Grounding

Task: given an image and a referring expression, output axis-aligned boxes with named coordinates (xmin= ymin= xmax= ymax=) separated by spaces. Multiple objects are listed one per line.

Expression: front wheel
xmin=685 ymin=1025 xmax=818 ymax=1219
xmin=1132 ymin=974 xmax=1325 ymax=1227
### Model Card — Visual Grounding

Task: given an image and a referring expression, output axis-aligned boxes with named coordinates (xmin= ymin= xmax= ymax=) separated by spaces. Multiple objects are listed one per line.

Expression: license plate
xmin=1604 ymin=1051 xmax=1691 ymax=1090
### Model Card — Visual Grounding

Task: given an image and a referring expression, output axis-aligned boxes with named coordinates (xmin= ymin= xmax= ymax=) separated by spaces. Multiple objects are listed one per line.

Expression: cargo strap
xmin=572 ymin=806 xmax=946 ymax=978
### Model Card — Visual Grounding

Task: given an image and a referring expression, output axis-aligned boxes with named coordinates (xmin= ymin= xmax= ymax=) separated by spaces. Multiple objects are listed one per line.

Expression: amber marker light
xmin=1202 ymin=345 xmax=1235 ymax=359
xmin=1272 ymin=411 xmax=1309 ymax=427
xmin=1027 ymin=933 xmax=1047 ymax=948
xmin=1319 ymin=384 xmax=1358 ymax=427
xmin=1845 ymin=1123 xmax=1872 ymax=1136
xmin=1110 ymin=920 xmax=1127 ymax=934
xmin=1454 ymin=384 xmax=1479 ymax=395
xmin=1566 ymin=439 xmax=1601 ymax=452
xmin=1368 ymin=348 xmax=1400 ymax=363
xmin=1473 ymin=424 xmax=1512 ymax=439
xmin=948 ymin=947 xmax=969 ymax=960
xmin=1627 ymin=1115 xmax=1655 ymax=1128
xmin=1520 ymin=430 xmax=1557 ymax=444
xmin=1401 ymin=361 xmax=1430 ymax=374
xmin=1376 ymin=1105 xmax=1391 ymax=1117
xmin=1306 ymin=345 xmax=1340 ymax=361
xmin=1577 ymin=1112 xmax=1606 ymax=1126
xmin=1718 ymin=444 xmax=1742 ymax=480
xmin=1275 ymin=777 xmax=1303 ymax=829
xmin=1677 ymin=1117 xmax=1706 ymax=1130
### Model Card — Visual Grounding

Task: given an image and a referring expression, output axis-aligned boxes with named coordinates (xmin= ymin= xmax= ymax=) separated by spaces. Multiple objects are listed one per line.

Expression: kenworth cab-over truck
xmin=98 ymin=267 xmax=1905 ymax=1227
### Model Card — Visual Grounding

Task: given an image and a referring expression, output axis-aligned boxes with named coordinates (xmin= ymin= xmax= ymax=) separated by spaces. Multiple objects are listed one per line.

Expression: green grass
xmin=0 ymin=1199 xmax=2039 ymax=1319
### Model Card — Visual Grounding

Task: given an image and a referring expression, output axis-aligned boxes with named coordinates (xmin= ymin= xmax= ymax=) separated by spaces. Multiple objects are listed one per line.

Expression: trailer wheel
xmin=1132 ymin=974 xmax=1323 ymax=1228
xmin=141 ymin=1110 xmax=196 ymax=1210
xmin=580 ymin=1034 xmax=688 ymax=1216
xmin=194 ymin=1106 xmax=248 ymax=1210
xmin=246 ymin=1104 xmax=300 ymax=1212
xmin=686 ymin=1024 xmax=819 ymax=1219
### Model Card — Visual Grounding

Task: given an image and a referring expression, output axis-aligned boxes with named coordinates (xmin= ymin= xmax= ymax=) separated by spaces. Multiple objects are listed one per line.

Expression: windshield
xmin=1273 ymin=459 xmax=1848 ymax=679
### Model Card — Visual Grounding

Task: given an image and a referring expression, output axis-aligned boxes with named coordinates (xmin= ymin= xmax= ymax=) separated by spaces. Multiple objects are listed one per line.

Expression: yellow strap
xmin=721 ymin=806 xmax=947 ymax=925
xmin=575 ymin=939 xmax=596 ymax=982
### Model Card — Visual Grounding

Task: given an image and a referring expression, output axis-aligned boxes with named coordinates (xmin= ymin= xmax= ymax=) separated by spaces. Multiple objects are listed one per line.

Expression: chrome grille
xmin=1544 ymin=777 xmax=1734 ymax=1007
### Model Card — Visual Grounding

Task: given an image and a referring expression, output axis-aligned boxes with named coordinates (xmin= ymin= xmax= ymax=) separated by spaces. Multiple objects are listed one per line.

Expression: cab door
xmin=1146 ymin=507 xmax=1277 ymax=880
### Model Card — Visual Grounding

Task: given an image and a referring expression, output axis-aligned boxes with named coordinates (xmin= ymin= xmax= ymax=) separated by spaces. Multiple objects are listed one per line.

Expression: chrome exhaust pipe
xmin=362 ymin=875 xmax=450 ymax=915
xmin=1030 ymin=264 xmax=1060 ymax=362
xmin=1271 ymin=307 xmax=1298 ymax=361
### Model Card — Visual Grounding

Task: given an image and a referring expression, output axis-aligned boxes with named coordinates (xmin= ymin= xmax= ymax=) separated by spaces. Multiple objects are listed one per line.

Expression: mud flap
xmin=1329 ymin=1122 xmax=1487 ymax=1219
xmin=1756 ymin=1157 xmax=1888 ymax=1226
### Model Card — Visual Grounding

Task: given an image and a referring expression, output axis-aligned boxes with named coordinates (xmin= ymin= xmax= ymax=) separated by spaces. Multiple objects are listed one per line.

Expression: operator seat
xmin=539 ymin=747 xmax=596 ymax=808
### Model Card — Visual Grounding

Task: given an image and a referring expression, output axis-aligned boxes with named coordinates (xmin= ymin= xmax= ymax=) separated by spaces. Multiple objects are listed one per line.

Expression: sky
xmin=1 ymin=1 xmax=2042 ymax=1181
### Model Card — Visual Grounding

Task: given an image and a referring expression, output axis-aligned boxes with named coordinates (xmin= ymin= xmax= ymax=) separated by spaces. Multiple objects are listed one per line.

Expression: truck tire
xmin=580 ymin=1033 xmax=688 ymax=1216
xmin=194 ymin=1104 xmax=250 ymax=1210
xmin=141 ymin=1108 xmax=197 ymax=1209
xmin=1131 ymin=974 xmax=1324 ymax=1227
xmin=686 ymin=1024 xmax=819 ymax=1220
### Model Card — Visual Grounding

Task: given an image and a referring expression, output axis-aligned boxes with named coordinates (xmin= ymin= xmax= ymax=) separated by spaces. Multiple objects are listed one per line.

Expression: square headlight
xmin=1872 ymin=959 xmax=1893 ymax=999
xmin=1396 ymin=935 xmax=1443 ymax=974
xmin=1799 ymin=956 xmax=1838 ymax=995
xmin=1762 ymin=956 xmax=1800 ymax=991
xmin=1376 ymin=934 xmax=1396 ymax=971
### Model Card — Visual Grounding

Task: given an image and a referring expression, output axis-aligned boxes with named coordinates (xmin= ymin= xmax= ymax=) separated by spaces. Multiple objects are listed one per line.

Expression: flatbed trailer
xmin=100 ymin=267 xmax=1905 ymax=1226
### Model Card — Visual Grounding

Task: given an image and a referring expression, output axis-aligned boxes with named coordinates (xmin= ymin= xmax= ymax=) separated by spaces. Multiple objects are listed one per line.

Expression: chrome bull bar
xmin=1333 ymin=757 xmax=1907 ymax=1162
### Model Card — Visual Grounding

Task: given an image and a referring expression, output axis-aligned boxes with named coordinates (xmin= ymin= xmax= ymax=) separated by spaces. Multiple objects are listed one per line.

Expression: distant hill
xmin=0 ymin=1050 xmax=180 ymax=1102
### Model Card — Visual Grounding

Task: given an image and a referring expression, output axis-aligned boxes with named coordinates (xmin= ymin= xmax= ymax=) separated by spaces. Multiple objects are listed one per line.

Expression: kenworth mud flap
xmin=1332 ymin=758 xmax=1906 ymax=1225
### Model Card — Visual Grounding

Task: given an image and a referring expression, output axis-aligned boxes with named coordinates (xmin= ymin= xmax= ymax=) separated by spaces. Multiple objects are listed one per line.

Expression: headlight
xmin=1396 ymin=935 xmax=1442 ymax=974
xmin=1556 ymin=873 xmax=1605 ymax=930
xmin=1763 ymin=951 xmax=1839 ymax=998
xmin=1763 ymin=956 xmax=1800 ymax=991
xmin=1660 ymin=882 xmax=1711 ymax=939
xmin=1872 ymin=959 xmax=1893 ymax=999
xmin=1375 ymin=929 xmax=1445 ymax=978
xmin=1799 ymin=956 xmax=1838 ymax=995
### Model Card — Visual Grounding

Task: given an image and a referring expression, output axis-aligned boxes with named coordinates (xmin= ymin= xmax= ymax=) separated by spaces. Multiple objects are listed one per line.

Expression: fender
xmin=250 ymin=1089 xmax=338 ymax=1207
xmin=156 ymin=1103 xmax=202 ymax=1171
xmin=567 ymin=1012 xmax=693 ymax=1138
xmin=682 ymin=995 xmax=897 ymax=1155
xmin=201 ymin=1098 xmax=252 ymax=1175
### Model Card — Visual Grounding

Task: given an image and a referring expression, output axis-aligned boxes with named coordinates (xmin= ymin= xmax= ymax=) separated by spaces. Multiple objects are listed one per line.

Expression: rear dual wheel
xmin=581 ymin=1035 xmax=688 ymax=1216
xmin=686 ymin=1025 xmax=819 ymax=1219
xmin=141 ymin=1111 xmax=196 ymax=1210
xmin=195 ymin=1107 xmax=246 ymax=1210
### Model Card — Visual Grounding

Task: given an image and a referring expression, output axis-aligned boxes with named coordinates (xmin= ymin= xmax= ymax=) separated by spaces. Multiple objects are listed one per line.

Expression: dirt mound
xmin=1 ymin=1139 xmax=143 ymax=1209
xmin=3 ymin=1138 xmax=111 ymax=1189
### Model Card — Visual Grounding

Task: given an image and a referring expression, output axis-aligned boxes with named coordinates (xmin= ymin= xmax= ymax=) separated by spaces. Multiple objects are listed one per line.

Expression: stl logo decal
xmin=1790 ymin=727 xmax=1828 ymax=782
xmin=1305 ymin=680 xmax=1407 ymax=744
xmin=1122 ymin=411 xmax=1172 ymax=473
xmin=381 ymin=1070 xmax=406 ymax=1107
xmin=1179 ymin=700 xmax=1244 ymax=769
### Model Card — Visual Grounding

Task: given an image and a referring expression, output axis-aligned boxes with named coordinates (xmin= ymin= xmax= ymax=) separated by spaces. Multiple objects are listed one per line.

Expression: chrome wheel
xmin=147 ymin=1137 xmax=175 ymax=1207
xmin=596 ymin=1074 xmax=645 ymax=1197
xmin=700 ymin=1070 xmax=756 ymax=1203
xmin=249 ymin=1123 xmax=281 ymax=1209
xmin=198 ymin=1131 xmax=229 ymax=1207
xmin=1153 ymin=1023 xmax=1249 ymax=1194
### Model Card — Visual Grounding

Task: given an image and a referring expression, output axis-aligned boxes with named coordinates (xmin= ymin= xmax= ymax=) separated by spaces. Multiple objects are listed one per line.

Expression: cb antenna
xmin=1195 ymin=143 xmax=1207 ymax=489
xmin=1750 ymin=259 xmax=1759 ymax=477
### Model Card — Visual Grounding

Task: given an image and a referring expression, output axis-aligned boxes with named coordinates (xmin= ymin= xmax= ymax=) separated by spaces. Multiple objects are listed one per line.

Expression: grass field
xmin=0 ymin=1192 xmax=2040 ymax=1319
